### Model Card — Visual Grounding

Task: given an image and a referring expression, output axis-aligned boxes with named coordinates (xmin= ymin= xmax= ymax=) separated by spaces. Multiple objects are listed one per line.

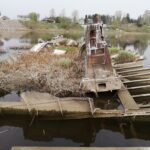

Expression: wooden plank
xmin=138 ymin=104 xmax=150 ymax=108
xmin=115 ymin=65 xmax=143 ymax=71
xmin=133 ymin=93 xmax=150 ymax=98
xmin=114 ymin=61 xmax=143 ymax=68
xmin=127 ymin=85 xmax=150 ymax=90
xmin=123 ymin=78 xmax=150 ymax=84
xmin=117 ymin=85 xmax=139 ymax=110
xmin=2 ymin=93 xmax=150 ymax=120
xmin=122 ymin=72 xmax=150 ymax=79
xmin=11 ymin=147 xmax=150 ymax=150
xmin=117 ymin=68 xmax=150 ymax=75
xmin=2 ymin=97 xmax=150 ymax=119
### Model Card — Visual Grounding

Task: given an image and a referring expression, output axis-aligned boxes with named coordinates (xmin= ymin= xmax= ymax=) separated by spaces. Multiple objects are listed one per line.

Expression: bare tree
xmin=72 ymin=10 xmax=79 ymax=23
xmin=115 ymin=10 xmax=122 ymax=22
xmin=143 ymin=10 xmax=150 ymax=25
xmin=49 ymin=8 xmax=55 ymax=18
xmin=60 ymin=8 xmax=66 ymax=17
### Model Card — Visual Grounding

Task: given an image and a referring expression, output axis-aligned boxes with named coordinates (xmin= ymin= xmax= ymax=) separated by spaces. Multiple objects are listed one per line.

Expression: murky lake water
xmin=0 ymin=31 xmax=150 ymax=150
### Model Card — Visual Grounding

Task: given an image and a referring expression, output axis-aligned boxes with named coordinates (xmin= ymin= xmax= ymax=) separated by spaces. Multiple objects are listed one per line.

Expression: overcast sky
xmin=0 ymin=0 xmax=149 ymax=19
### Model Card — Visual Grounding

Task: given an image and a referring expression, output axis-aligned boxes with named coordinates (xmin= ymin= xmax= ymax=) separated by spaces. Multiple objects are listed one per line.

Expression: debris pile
xmin=0 ymin=48 xmax=6 ymax=54
xmin=0 ymin=51 xmax=84 ymax=97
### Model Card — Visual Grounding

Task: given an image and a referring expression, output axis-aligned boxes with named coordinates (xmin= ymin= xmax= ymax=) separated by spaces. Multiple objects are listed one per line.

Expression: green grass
xmin=21 ymin=20 xmax=57 ymax=30
xmin=123 ymin=25 xmax=150 ymax=33
xmin=107 ymin=24 xmax=150 ymax=33
xmin=20 ymin=20 xmax=84 ymax=40
xmin=56 ymin=58 xmax=73 ymax=68
xmin=109 ymin=47 xmax=121 ymax=55
xmin=115 ymin=51 xmax=136 ymax=63
xmin=21 ymin=20 xmax=83 ymax=31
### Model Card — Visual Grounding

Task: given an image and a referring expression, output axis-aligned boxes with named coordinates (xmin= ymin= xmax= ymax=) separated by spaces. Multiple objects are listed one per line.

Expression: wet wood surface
xmin=0 ymin=60 xmax=149 ymax=120
xmin=118 ymin=85 xmax=139 ymax=110
xmin=11 ymin=147 xmax=150 ymax=150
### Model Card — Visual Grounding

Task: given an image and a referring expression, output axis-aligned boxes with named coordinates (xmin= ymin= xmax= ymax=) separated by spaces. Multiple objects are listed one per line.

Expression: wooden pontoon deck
xmin=0 ymin=61 xmax=150 ymax=121
xmin=11 ymin=147 xmax=150 ymax=150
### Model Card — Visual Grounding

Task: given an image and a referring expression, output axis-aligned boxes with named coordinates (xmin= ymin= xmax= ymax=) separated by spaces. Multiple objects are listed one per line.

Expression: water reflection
xmin=106 ymin=33 xmax=150 ymax=67
xmin=106 ymin=34 xmax=150 ymax=55
xmin=0 ymin=117 xmax=150 ymax=150
xmin=144 ymin=44 xmax=150 ymax=68
xmin=0 ymin=91 xmax=20 ymax=102
xmin=0 ymin=31 xmax=84 ymax=62
xmin=1 ymin=31 xmax=150 ymax=67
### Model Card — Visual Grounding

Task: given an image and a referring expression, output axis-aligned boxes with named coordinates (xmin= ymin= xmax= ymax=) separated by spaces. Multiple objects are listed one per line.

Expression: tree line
xmin=27 ymin=9 xmax=150 ymax=28
xmin=28 ymin=8 xmax=79 ymax=23
xmin=100 ymin=10 xmax=150 ymax=27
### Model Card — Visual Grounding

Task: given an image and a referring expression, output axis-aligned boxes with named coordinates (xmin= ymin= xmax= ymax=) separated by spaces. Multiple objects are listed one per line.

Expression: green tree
xmin=126 ymin=13 xmax=130 ymax=23
xmin=143 ymin=10 xmax=150 ymax=25
xmin=137 ymin=16 xmax=143 ymax=27
xmin=49 ymin=8 xmax=55 ymax=18
xmin=115 ymin=11 xmax=122 ymax=23
xmin=72 ymin=10 xmax=79 ymax=23
xmin=28 ymin=12 xmax=39 ymax=22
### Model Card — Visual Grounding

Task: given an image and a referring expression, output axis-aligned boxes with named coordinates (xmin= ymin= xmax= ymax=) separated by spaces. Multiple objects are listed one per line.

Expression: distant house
xmin=41 ymin=17 xmax=56 ymax=23
xmin=0 ymin=16 xmax=9 ymax=20
xmin=79 ymin=18 xmax=84 ymax=25
xmin=17 ymin=15 xmax=30 ymax=21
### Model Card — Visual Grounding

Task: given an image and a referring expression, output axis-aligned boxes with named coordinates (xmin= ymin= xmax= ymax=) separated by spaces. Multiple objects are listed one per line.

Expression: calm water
xmin=0 ymin=31 xmax=150 ymax=150
xmin=105 ymin=33 xmax=150 ymax=67
xmin=1 ymin=117 xmax=150 ymax=150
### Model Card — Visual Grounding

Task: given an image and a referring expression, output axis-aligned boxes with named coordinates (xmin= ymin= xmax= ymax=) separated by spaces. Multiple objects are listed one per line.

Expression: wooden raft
xmin=0 ymin=60 xmax=149 ymax=120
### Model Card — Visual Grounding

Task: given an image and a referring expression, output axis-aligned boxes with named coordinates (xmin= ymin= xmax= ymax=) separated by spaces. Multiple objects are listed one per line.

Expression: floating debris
xmin=0 ymin=48 xmax=6 ymax=54
xmin=10 ymin=45 xmax=32 ymax=50
xmin=30 ymin=42 xmax=50 ymax=52
xmin=53 ymin=49 xmax=66 ymax=55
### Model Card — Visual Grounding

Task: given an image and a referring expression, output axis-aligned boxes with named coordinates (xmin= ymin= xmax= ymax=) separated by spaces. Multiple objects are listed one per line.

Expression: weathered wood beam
xmin=123 ymin=78 xmax=150 ymax=84
xmin=122 ymin=72 xmax=150 ymax=79
xmin=115 ymin=65 xmax=143 ymax=71
xmin=127 ymin=85 xmax=150 ymax=90
xmin=11 ymin=147 xmax=150 ymax=150
xmin=138 ymin=104 xmax=150 ymax=108
xmin=133 ymin=93 xmax=150 ymax=98
xmin=114 ymin=61 xmax=143 ymax=68
xmin=117 ymin=85 xmax=139 ymax=110
xmin=117 ymin=68 xmax=150 ymax=75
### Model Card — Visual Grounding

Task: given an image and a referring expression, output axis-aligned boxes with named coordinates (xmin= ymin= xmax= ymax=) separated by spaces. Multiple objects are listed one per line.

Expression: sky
xmin=0 ymin=0 xmax=149 ymax=19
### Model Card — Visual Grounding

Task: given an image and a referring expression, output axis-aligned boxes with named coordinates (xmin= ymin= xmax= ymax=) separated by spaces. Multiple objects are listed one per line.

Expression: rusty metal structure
xmin=80 ymin=14 xmax=121 ymax=95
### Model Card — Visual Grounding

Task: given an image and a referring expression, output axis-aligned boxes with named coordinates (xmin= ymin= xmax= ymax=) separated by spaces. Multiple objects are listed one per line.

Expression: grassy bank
xmin=20 ymin=20 xmax=84 ymax=39
xmin=107 ymin=23 xmax=150 ymax=34
xmin=109 ymin=47 xmax=136 ymax=64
